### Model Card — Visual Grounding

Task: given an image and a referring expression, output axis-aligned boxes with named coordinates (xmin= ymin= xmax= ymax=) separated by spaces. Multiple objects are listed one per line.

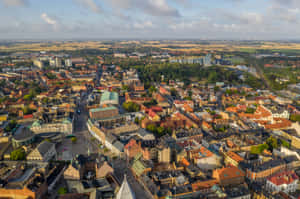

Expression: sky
xmin=1 ymin=0 xmax=300 ymax=40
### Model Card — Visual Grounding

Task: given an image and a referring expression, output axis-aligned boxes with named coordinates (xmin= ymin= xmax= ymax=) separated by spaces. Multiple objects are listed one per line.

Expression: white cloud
xmin=104 ymin=0 xmax=180 ymax=17
xmin=133 ymin=21 xmax=154 ymax=29
xmin=41 ymin=13 xmax=57 ymax=26
xmin=1 ymin=0 xmax=27 ymax=7
xmin=75 ymin=0 xmax=101 ymax=13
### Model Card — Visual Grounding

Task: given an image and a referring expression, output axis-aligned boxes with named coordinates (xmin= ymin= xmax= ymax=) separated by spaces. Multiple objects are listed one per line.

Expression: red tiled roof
xmin=268 ymin=171 xmax=298 ymax=186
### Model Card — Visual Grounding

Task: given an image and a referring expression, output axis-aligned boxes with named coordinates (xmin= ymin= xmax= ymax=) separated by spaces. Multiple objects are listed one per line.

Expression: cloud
xmin=133 ymin=21 xmax=154 ymax=29
xmin=75 ymin=0 xmax=101 ymax=13
xmin=104 ymin=0 xmax=181 ymax=17
xmin=1 ymin=0 xmax=27 ymax=7
xmin=41 ymin=13 xmax=57 ymax=26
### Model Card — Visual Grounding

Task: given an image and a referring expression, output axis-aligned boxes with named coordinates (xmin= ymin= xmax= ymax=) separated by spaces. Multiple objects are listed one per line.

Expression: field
xmin=2 ymin=40 xmax=300 ymax=53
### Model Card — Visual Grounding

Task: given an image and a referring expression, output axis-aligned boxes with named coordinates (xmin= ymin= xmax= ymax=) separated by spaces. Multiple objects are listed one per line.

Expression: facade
xmin=30 ymin=119 xmax=73 ymax=135
xmin=266 ymin=171 xmax=298 ymax=193
xmin=244 ymin=159 xmax=286 ymax=182
xmin=124 ymin=139 xmax=142 ymax=159
xmin=89 ymin=106 xmax=119 ymax=120
xmin=27 ymin=141 xmax=56 ymax=162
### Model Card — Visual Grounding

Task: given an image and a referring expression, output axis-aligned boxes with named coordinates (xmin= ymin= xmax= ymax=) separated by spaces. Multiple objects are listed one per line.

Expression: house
xmin=188 ymin=147 xmax=221 ymax=170
xmin=27 ymin=141 xmax=56 ymax=162
xmin=124 ymin=139 xmax=142 ymax=158
xmin=212 ymin=165 xmax=245 ymax=187
xmin=243 ymin=159 xmax=286 ymax=182
xmin=266 ymin=170 xmax=298 ymax=193
xmin=95 ymin=161 xmax=114 ymax=179
xmin=224 ymin=151 xmax=244 ymax=167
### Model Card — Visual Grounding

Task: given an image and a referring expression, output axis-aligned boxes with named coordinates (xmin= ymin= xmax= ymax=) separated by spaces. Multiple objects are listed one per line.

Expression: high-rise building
xmin=33 ymin=59 xmax=44 ymax=68
xmin=55 ymin=57 xmax=62 ymax=67
xmin=65 ymin=58 xmax=72 ymax=67
xmin=204 ymin=54 xmax=212 ymax=67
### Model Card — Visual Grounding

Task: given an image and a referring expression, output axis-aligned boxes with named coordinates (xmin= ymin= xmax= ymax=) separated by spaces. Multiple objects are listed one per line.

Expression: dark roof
xmin=36 ymin=141 xmax=55 ymax=156
xmin=13 ymin=126 xmax=35 ymax=141
xmin=244 ymin=159 xmax=285 ymax=172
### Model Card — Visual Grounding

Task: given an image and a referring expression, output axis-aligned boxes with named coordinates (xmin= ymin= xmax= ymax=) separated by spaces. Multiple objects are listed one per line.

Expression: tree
xmin=146 ymin=124 xmax=157 ymax=133
xmin=266 ymin=136 xmax=278 ymax=151
xmin=157 ymin=126 xmax=165 ymax=136
xmin=245 ymin=107 xmax=256 ymax=114
xmin=122 ymin=102 xmax=140 ymax=112
xmin=134 ymin=117 xmax=140 ymax=124
xmin=23 ymin=94 xmax=33 ymax=101
xmin=23 ymin=106 xmax=33 ymax=115
xmin=57 ymin=187 xmax=67 ymax=195
xmin=250 ymin=144 xmax=268 ymax=154
xmin=71 ymin=137 xmax=77 ymax=143
xmin=42 ymin=97 xmax=49 ymax=104
xmin=11 ymin=148 xmax=26 ymax=160
xmin=280 ymin=139 xmax=290 ymax=148
xmin=170 ymin=88 xmax=178 ymax=97
xmin=122 ymin=84 xmax=129 ymax=91
xmin=290 ymin=114 xmax=300 ymax=122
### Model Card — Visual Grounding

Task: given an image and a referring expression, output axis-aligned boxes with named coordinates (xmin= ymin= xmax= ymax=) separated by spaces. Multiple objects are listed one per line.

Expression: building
xmin=116 ymin=175 xmax=136 ymax=199
xmin=27 ymin=141 xmax=56 ymax=162
xmin=266 ymin=170 xmax=299 ymax=193
xmin=212 ymin=165 xmax=245 ymax=187
xmin=124 ymin=139 xmax=142 ymax=159
xmin=12 ymin=126 xmax=35 ymax=148
xmin=33 ymin=59 xmax=44 ymax=68
xmin=30 ymin=119 xmax=73 ymax=135
xmin=65 ymin=59 xmax=72 ymax=67
xmin=243 ymin=159 xmax=286 ymax=182
xmin=224 ymin=151 xmax=244 ymax=167
xmin=100 ymin=91 xmax=119 ymax=106
xmin=89 ymin=106 xmax=119 ymax=120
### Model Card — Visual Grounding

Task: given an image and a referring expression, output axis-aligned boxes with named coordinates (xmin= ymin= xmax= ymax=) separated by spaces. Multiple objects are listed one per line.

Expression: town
xmin=0 ymin=41 xmax=300 ymax=199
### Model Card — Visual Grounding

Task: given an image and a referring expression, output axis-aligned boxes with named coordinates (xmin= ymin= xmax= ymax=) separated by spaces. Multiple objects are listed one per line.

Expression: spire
xmin=116 ymin=174 xmax=135 ymax=199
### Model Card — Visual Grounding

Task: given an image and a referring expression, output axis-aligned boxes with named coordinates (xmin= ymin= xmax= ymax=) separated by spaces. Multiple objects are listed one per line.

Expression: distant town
xmin=0 ymin=40 xmax=300 ymax=199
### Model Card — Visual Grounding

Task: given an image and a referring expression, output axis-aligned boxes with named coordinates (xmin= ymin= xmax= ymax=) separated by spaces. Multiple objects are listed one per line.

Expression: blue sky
xmin=0 ymin=0 xmax=300 ymax=40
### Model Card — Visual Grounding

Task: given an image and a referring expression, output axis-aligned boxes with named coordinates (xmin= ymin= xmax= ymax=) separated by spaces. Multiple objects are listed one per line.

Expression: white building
xmin=266 ymin=171 xmax=298 ymax=193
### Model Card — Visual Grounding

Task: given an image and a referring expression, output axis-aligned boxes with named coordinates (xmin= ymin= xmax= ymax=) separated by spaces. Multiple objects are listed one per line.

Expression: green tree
xmin=23 ymin=106 xmax=33 ymax=115
xmin=280 ymin=139 xmax=290 ymax=148
xmin=146 ymin=124 xmax=157 ymax=133
xmin=122 ymin=84 xmax=129 ymax=91
xmin=57 ymin=187 xmax=67 ymax=195
xmin=157 ymin=126 xmax=165 ymax=136
xmin=11 ymin=148 xmax=26 ymax=160
xmin=290 ymin=114 xmax=300 ymax=122
xmin=250 ymin=144 xmax=268 ymax=154
xmin=134 ymin=117 xmax=140 ymax=124
xmin=71 ymin=137 xmax=77 ymax=143
xmin=266 ymin=136 xmax=278 ymax=151
xmin=23 ymin=94 xmax=33 ymax=101
xmin=122 ymin=102 xmax=140 ymax=112
xmin=245 ymin=107 xmax=256 ymax=114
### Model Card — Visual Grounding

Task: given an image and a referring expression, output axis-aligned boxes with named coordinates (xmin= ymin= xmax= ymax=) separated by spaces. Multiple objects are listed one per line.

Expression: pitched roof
xmin=268 ymin=171 xmax=299 ymax=186
xmin=116 ymin=175 xmax=135 ymax=199
xmin=36 ymin=141 xmax=55 ymax=156
xmin=214 ymin=165 xmax=245 ymax=181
